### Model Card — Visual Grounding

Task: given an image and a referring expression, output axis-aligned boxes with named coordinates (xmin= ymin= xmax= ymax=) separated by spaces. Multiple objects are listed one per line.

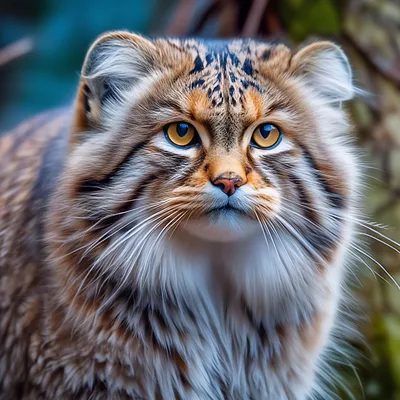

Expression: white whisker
xmin=352 ymin=243 xmax=400 ymax=291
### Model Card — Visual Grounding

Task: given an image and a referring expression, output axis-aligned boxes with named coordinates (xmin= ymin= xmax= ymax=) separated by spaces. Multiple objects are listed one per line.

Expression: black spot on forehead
xmin=184 ymin=39 xmax=266 ymax=117
xmin=191 ymin=39 xmax=246 ymax=73
xmin=228 ymin=51 xmax=240 ymax=67
xmin=212 ymin=85 xmax=220 ymax=94
xmin=242 ymin=58 xmax=254 ymax=76
xmin=262 ymin=49 xmax=272 ymax=60
xmin=190 ymin=55 xmax=204 ymax=74
xmin=205 ymin=53 xmax=214 ymax=65
xmin=229 ymin=86 xmax=237 ymax=107
xmin=219 ymin=51 xmax=228 ymax=70
xmin=190 ymin=78 xmax=205 ymax=89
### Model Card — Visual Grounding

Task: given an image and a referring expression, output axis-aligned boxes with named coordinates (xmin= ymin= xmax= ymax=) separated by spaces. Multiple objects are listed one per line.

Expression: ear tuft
xmin=72 ymin=31 xmax=156 ymax=142
xmin=290 ymin=42 xmax=353 ymax=103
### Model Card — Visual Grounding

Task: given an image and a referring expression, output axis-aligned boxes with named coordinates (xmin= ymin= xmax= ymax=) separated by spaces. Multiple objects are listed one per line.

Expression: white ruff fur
xmin=92 ymin=204 xmax=355 ymax=399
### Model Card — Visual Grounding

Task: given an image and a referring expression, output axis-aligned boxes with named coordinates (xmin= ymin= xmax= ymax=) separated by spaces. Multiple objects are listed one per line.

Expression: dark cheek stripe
xmin=77 ymin=140 xmax=150 ymax=194
xmin=108 ymin=150 xmax=190 ymax=224
xmin=174 ymin=150 xmax=206 ymax=186
xmin=150 ymin=148 xmax=188 ymax=168
xmin=260 ymin=157 xmax=340 ymax=262
xmin=288 ymin=173 xmax=319 ymax=225
xmin=288 ymin=173 xmax=341 ymax=261
xmin=300 ymin=146 xmax=345 ymax=209
xmin=78 ymin=146 xmax=190 ymax=230
xmin=302 ymin=227 xmax=339 ymax=260
xmin=255 ymin=156 xmax=281 ymax=188
xmin=113 ymin=172 xmax=161 ymax=216
xmin=88 ymin=172 xmax=162 ymax=230
xmin=97 ymin=167 xmax=177 ymax=234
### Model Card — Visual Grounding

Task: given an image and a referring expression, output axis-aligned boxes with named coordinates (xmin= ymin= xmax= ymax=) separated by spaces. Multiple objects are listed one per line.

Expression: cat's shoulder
xmin=0 ymin=108 xmax=71 ymax=259
xmin=0 ymin=108 xmax=71 ymax=164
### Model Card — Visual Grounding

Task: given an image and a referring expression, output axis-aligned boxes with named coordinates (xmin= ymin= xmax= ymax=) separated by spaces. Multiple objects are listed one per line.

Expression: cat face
xmin=63 ymin=32 xmax=356 ymax=257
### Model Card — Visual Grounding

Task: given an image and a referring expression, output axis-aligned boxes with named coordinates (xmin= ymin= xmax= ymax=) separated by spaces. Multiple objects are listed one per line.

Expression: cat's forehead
xmin=175 ymin=39 xmax=276 ymax=110
xmin=153 ymin=38 xmax=293 ymax=146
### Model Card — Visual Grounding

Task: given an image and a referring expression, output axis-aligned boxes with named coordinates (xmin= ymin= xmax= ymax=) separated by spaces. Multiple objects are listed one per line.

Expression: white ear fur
xmin=80 ymin=31 xmax=157 ymax=127
xmin=83 ymin=31 xmax=156 ymax=82
xmin=290 ymin=42 xmax=354 ymax=103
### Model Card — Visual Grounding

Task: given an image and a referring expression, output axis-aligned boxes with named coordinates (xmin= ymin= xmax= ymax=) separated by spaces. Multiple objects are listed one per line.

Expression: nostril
xmin=212 ymin=173 xmax=246 ymax=196
xmin=212 ymin=178 xmax=237 ymax=196
xmin=226 ymin=188 xmax=235 ymax=197
xmin=216 ymin=182 xmax=226 ymax=192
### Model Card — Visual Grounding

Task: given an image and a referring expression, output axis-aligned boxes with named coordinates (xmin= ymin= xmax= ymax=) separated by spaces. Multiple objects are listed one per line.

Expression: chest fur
xmin=33 ymin=231 xmax=336 ymax=400
xmin=29 ymin=298 xmax=318 ymax=400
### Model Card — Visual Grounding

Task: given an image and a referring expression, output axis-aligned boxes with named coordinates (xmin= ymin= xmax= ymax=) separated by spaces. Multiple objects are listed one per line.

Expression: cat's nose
xmin=212 ymin=173 xmax=245 ymax=196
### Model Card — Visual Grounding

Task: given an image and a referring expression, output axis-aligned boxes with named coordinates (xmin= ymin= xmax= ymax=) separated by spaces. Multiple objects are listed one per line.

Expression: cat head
xmin=59 ymin=31 xmax=357 ymax=259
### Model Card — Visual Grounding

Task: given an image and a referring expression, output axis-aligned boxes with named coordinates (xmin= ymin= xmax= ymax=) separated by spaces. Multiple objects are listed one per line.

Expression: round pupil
xmin=260 ymin=124 xmax=273 ymax=139
xmin=177 ymin=123 xmax=189 ymax=137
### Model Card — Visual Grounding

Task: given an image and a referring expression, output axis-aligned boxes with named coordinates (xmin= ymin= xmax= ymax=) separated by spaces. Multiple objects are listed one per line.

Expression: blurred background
xmin=1 ymin=0 xmax=400 ymax=398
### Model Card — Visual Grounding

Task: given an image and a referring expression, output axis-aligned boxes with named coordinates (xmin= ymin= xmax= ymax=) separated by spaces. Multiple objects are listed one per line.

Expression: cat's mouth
xmin=182 ymin=202 xmax=258 ymax=242
xmin=206 ymin=204 xmax=247 ymax=217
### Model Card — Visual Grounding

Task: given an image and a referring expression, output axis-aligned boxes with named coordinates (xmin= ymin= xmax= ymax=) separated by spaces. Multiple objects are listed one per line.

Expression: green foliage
xmin=280 ymin=0 xmax=341 ymax=42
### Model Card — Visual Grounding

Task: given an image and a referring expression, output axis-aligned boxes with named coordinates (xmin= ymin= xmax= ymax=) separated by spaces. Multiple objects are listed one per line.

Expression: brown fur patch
xmin=187 ymin=90 xmax=211 ymax=124
xmin=207 ymin=152 xmax=247 ymax=183
xmin=242 ymin=89 xmax=263 ymax=123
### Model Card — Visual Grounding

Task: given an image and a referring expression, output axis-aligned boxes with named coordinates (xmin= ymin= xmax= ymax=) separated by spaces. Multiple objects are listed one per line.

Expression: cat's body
xmin=0 ymin=33 xmax=359 ymax=399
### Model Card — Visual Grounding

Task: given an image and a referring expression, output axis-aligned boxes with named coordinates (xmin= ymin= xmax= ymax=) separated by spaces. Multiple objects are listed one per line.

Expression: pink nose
xmin=212 ymin=174 xmax=244 ymax=196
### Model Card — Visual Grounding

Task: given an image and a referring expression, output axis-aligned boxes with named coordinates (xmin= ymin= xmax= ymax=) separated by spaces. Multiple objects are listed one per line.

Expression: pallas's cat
xmin=0 ymin=32 xmax=359 ymax=399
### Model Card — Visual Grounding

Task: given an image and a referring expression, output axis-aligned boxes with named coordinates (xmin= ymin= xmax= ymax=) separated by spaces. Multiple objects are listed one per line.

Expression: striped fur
xmin=0 ymin=32 xmax=359 ymax=399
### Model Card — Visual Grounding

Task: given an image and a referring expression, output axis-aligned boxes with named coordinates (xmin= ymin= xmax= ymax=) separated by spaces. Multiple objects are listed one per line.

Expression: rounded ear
xmin=290 ymin=41 xmax=353 ymax=104
xmin=82 ymin=31 xmax=156 ymax=80
xmin=72 ymin=31 xmax=157 ymax=146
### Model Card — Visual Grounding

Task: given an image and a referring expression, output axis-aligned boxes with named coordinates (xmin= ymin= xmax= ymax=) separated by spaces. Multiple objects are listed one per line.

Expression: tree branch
xmin=0 ymin=37 xmax=33 ymax=68
xmin=242 ymin=0 xmax=269 ymax=37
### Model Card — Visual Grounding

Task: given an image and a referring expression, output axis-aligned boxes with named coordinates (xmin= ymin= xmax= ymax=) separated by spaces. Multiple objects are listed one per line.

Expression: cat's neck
xmin=77 ymin=226 xmax=331 ymax=332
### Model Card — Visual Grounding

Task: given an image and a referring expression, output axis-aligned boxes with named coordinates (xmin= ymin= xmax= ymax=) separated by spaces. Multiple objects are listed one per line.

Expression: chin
xmin=181 ymin=209 xmax=260 ymax=242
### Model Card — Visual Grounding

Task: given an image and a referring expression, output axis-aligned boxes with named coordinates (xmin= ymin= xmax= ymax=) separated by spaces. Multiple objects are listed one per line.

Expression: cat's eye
xmin=251 ymin=123 xmax=282 ymax=149
xmin=164 ymin=122 xmax=199 ymax=148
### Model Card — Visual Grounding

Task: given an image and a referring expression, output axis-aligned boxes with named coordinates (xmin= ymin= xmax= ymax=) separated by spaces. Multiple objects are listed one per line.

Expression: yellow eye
xmin=164 ymin=122 xmax=198 ymax=147
xmin=251 ymin=123 xmax=282 ymax=149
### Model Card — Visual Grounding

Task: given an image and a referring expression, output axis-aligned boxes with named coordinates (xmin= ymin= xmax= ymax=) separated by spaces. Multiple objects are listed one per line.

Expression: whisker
xmin=359 ymin=233 xmax=400 ymax=255
xmin=279 ymin=195 xmax=399 ymax=254
xmin=351 ymin=243 xmax=400 ymax=291
xmin=80 ymin=203 xmax=173 ymax=260
xmin=273 ymin=214 xmax=326 ymax=265
xmin=98 ymin=209 xmax=184 ymax=311
xmin=140 ymin=210 xmax=187 ymax=278
xmin=71 ymin=208 xmax=177 ymax=308
xmin=86 ymin=206 xmax=178 ymax=265
xmin=54 ymin=200 xmax=173 ymax=260
xmin=346 ymin=247 xmax=391 ymax=286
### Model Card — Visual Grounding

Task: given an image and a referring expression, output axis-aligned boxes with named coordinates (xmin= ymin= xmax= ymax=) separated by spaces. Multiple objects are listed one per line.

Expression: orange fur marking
xmin=71 ymin=80 xmax=89 ymax=149
xmin=187 ymin=89 xmax=210 ymax=123
xmin=243 ymin=89 xmax=263 ymax=123
xmin=207 ymin=152 xmax=247 ymax=183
